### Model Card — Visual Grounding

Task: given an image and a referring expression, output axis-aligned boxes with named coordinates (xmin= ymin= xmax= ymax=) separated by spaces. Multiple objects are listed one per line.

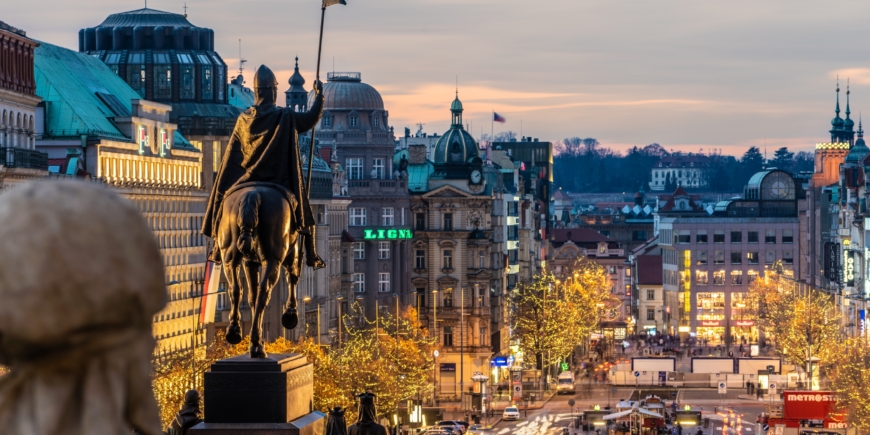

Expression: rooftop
xmin=97 ymin=8 xmax=197 ymax=28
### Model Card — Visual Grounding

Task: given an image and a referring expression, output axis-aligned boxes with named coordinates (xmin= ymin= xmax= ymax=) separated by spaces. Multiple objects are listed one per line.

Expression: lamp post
xmin=337 ymin=295 xmax=345 ymax=349
xmin=303 ymin=296 xmax=312 ymax=341
xmin=432 ymin=289 xmax=439 ymax=405
xmin=460 ymin=287 xmax=465 ymax=401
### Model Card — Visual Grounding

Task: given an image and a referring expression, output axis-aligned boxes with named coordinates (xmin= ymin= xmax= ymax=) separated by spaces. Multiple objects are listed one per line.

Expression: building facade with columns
xmin=0 ymin=21 xmax=48 ymax=187
xmin=406 ymin=95 xmax=503 ymax=400
xmin=34 ymin=41 xmax=207 ymax=354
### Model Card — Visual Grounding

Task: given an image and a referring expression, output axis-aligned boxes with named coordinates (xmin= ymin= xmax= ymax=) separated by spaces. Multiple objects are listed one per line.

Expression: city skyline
xmin=7 ymin=0 xmax=870 ymax=155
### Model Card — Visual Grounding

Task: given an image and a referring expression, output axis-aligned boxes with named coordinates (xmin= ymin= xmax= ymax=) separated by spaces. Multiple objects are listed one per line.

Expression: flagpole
xmin=491 ymin=110 xmax=494 ymax=141
xmin=306 ymin=5 xmax=328 ymax=198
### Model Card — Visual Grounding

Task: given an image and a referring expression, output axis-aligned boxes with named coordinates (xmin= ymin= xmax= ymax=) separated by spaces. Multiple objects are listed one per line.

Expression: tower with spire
xmin=814 ymin=81 xmax=854 ymax=187
xmin=285 ymin=57 xmax=308 ymax=112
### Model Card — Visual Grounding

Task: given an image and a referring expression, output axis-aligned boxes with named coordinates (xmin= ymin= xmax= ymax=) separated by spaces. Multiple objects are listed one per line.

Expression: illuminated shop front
xmin=696 ymin=292 xmax=725 ymax=344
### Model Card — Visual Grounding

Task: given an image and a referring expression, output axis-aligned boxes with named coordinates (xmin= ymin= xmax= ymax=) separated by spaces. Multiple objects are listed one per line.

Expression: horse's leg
xmin=281 ymin=239 xmax=300 ymax=330
xmin=251 ymin=261 xmax=281 ymax=358
xmin=222 ymin=259 xmax=243 ymax=345
xmin=243 ymin=260 xmax=262 ymax=354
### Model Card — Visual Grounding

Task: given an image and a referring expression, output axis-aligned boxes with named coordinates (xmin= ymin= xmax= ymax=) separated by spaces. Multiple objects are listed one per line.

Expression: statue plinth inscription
xmin=191 ymin=354 xmax=323 ymax=435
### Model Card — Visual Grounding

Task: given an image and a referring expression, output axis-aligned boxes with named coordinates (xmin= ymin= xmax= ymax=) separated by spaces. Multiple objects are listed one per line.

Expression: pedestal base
xmin=203 ymin=353 xmax=313 ymax=424
xmin=190 ymin=411 xmax=325 ymax=435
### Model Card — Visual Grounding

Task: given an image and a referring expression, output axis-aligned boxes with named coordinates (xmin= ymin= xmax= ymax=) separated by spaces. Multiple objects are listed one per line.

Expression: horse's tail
xmin=237 ymin=190 xmax=261 ymax=256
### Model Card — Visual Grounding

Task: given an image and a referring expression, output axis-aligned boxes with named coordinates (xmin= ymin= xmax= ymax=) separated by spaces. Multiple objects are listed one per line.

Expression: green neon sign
xmin=561 ymin=362 xmax=569 ymax=371
xmin=363 ymin=229 xmax=413 ymax=240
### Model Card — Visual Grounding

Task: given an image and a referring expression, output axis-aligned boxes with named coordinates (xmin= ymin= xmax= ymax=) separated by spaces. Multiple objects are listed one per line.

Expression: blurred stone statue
xmin=348 ymin=392 xmax=387 ymax=435
xmin=326 ymin=406 xmax=348 ymax=435
xmin=0 ymin=180 xmax=166 ymax=435
xmin=169 ymin=390 xmax=203 ymax=435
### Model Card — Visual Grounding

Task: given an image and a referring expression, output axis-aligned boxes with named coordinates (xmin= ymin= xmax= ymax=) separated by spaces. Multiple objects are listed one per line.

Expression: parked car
xmin=437 ymin=420 xmax=468 ymax=433
xmin=436 ymin=422 xmax=463 ymax=434
xmin=502 ymin=407 xmax=520 ymax=421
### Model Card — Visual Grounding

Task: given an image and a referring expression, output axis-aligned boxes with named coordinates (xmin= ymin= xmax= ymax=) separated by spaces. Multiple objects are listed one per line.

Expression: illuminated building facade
xmin=656 ymin=171 xmax=802 ymax=345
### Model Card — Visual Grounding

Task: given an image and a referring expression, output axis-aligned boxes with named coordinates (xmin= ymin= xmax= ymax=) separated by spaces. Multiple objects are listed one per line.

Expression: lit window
xmin=379 ymin=273 xmax=390 ymax=292
xmin=379 ymin=241 xmax=390 ymax=260
xmin=696 ymin=271 xmax=708 ymax=285
xmin=747 ymin=252 xmax=759 ymax=265
xmin=353 ymin=242 xmax=365 ymax=260
xmin=713 ymin=271 xmax=725 ymax=285
xmin=731 ymin=270 xmax=743 ymax=285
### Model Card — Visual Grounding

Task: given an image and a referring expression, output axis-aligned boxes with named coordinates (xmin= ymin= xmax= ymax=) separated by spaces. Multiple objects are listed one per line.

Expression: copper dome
xmin=308 ymin=72 xmax=384 ymax=111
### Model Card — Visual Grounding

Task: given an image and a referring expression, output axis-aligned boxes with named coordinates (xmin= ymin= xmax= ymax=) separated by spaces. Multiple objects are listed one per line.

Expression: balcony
xmin=0 ymin=147 xmax=47 ymax=170
xmin=348 ymin=179 xmax=408 ymax=197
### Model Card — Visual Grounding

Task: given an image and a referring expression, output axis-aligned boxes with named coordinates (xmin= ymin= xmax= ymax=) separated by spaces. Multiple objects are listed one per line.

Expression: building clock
xmin=763 ymin=171 xmax=793 ymax=200
xmin=470 ymin=169 xmax=483 ymax=185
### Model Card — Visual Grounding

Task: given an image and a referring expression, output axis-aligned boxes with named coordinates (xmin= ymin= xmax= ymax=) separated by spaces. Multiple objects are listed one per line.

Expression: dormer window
xmin=323 ymin=112 xmax=333 ymax=128
xmin=372 ymin=113 xmax=379 ymax=127
xmin=349 ymin=112 xmax=359 ymax=127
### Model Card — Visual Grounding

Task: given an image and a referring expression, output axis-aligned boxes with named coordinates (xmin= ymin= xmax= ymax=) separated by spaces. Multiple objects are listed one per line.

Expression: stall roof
xmin=603 ymin=409 xmax=662 ymax=420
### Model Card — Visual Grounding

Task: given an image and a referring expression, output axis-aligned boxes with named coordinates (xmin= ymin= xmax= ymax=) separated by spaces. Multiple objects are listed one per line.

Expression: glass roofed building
xmin=78 ymin=7 xmax=249 ymax=190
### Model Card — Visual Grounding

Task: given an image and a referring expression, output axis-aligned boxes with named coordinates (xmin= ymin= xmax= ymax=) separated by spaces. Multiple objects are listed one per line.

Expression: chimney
xmin=408 ymin=144 xmax=426 ymax=164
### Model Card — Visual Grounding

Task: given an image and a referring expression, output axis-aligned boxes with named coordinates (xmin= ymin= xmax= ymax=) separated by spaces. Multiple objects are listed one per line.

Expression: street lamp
xmin=337 ymin=295 xmax=345 ymax=349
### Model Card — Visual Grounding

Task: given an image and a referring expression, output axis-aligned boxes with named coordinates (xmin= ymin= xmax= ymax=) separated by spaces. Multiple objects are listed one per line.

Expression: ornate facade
xmin=0 ymin=21 xmax=47 ymax=188
xmin=407 ymin=95 xmax=502 ymax=400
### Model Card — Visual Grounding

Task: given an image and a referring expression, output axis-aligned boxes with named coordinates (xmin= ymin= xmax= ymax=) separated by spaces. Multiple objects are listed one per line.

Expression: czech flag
xmin=493 ymin=112 xmax=506 ymax=123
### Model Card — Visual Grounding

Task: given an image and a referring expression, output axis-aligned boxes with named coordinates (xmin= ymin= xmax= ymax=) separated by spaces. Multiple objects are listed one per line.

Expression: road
xmin=487 ymin=387 xmax=772 ymax=435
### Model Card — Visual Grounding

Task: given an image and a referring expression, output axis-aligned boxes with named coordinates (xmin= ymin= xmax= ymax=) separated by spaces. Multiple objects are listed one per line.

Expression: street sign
xmin=568 ymin=399 xmax=575 ymax=407
xmin=769 ymin=383 xmax=777 ymax=395
xmin=762 ymin=424 xmax=770 ymax=432
xmin=634 ymin=371 xmax=640 ymax=377
xmin=718 ymin=382 xmax=727 ymax=394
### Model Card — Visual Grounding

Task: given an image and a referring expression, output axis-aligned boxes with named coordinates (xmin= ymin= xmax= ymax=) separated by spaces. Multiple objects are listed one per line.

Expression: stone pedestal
xmin=190 ymin=353 xmax=324 ymax=435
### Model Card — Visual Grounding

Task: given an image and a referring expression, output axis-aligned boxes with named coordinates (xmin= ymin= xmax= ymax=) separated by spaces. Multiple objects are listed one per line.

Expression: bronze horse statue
xmin=216 ymin=183 xmax=302 ymax=357
xmin=202 ymin=65 xmax=325 ymax=358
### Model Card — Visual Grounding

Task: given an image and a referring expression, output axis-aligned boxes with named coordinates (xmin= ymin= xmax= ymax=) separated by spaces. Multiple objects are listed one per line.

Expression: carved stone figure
xmin=0 ymin=180 xmax=165 ymax=435
xmin=169 ymin=390 xmax=203 ymax=435
xmin=348 ymin=393 xmax=387 ymax=435
xmin=326 ymin=407 xmax=348 ymax=435
xmin=201 ymin=65 xmax=326 ymax=357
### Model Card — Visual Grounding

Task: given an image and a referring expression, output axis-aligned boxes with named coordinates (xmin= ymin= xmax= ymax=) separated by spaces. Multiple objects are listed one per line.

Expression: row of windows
xmin=352 ymin=241 xmax=393 ymax=260
xmin=349 ymin=207 xmax=396 ymax=226
xmin=694 ymin=270 xmax=760 ymax=286
xmin=322 ymin=112 xmax=385 ymax=129
xmin=346 ymin=158 xmax=389 ymax=180
xmin=673 ymin=230 xmax=793 ymax=244
xmin=694 ymin=250 xmax=793 ymax=265
xmin=123 ymin=64 xmax=221 ymax=101
xmin=654 ymin=169 xmax=700 ymax=178
xmin=352 ymin=272 xmax=391 ymax=293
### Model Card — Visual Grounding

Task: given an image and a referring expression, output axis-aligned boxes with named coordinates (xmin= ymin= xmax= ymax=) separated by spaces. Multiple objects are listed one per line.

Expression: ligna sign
xmin=363 ymin=229 xmax=413 ymax=240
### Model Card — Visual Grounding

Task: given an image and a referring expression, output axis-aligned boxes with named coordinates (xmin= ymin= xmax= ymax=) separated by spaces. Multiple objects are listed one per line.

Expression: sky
xmin=7 ymin=0 xmax=870 ymax=156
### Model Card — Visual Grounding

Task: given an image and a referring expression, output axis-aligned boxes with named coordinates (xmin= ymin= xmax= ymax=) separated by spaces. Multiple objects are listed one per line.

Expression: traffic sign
xmin=762 ymin=424 xmax=770 ymax=432
xmin=634 ymin=371 xmax=640 ymax=377
xmin=769 ymin=383 xmax=777 ymax=395
xmin=718 ymin=382 xmax=727 ymax=394
xmin=568 ymin=399 xmax=575 ymax=407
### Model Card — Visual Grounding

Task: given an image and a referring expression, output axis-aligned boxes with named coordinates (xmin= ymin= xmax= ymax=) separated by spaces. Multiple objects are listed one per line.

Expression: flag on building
xmin=323 ymin=0 xmax=347 ymax=7
xmin=200 ymin=261 xmax=221 ymax=324
xmin=493 ymin=112 xmax=506 ymax=123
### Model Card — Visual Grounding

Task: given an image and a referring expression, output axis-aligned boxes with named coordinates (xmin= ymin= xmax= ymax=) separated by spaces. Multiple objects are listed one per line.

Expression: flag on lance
xmin=323 ymin=0 xmax=347 ymax=7
xmin=493 ymin=112 xmax=506 ymax=123
xmin=200 ymin=261 xmax=221 ymax=324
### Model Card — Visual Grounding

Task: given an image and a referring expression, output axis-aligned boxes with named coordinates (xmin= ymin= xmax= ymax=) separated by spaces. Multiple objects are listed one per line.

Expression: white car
xmin=502 ymin=406 xmax=520 ymax=421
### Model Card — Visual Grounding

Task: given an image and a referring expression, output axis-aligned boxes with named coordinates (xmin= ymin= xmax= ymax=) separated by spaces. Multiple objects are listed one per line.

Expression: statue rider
xmin=202 ymin=65 xmax=325 ymax=269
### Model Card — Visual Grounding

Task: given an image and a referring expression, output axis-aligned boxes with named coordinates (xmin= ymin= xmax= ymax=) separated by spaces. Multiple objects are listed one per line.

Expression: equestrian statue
xmin=201 ymin=64 xmax=325 ymax=358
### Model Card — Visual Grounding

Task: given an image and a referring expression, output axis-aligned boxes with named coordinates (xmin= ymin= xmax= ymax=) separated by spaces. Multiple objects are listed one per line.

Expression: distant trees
xmin=553 ymin=139 xmax=813 ymax=194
